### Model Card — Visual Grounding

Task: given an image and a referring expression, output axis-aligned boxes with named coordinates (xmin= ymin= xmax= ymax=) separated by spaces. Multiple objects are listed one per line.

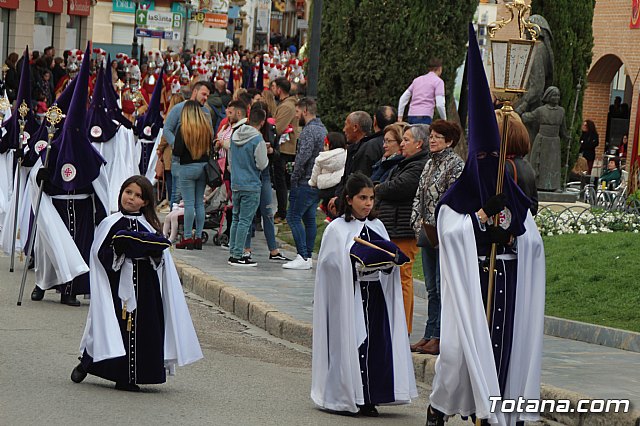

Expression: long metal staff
xmin=17 ymin=106 xmax=63 ymax=306
xmin=484 ymin=102 xmax=512 ymax=326
xmin=9 ymin=101 xmax=29 ymax=272
xmin=562 ymin=77 xmax=583 ymax=189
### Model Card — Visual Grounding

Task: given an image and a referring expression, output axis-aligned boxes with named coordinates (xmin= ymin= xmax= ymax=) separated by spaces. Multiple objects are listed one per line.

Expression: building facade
xmin=0 ymin=0 xmax=94 ymax=63
xmin=583 ymin=0 xmax=640 ymax=173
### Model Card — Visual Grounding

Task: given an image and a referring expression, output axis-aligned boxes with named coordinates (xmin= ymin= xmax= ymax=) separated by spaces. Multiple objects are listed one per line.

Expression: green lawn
xmin=279 ymin=215 xmax=640 ymax=332
xmin=542 ymin=233 xmax=640 ymax=332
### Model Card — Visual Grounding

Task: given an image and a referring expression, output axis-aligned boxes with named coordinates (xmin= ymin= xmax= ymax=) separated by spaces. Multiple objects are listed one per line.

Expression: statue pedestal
xmin=538 ymin=191 xmax=578 ymax=203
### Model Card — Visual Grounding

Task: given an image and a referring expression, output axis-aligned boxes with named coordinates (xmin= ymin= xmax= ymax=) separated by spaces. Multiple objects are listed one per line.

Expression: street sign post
xmin=135 ymin=9 xmax=183 ymax=29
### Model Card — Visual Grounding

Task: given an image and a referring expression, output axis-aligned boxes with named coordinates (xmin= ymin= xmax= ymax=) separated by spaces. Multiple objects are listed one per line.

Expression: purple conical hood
xmin=87 ymin=65 xmax=119 ymax=143
xmin=103 ymin=54 xmax=132 ymax=129
xmin=136 ymin=68 xmax=164 ymax=140
xmin=0 ymin=47 xmax=39 ymax=153
xmin=256 ymin=57 xmax=264 ymax=91
xmin=438 ymin=24 xmax=530 ymax=237
xmin=26 ymin=71 xmax=78 ymax=164
xmin=247 ymin=66 xmax=255 ymax=89
xmin=46 ymin=42 xmax=105 ymax=191
xmin=227 ymin=66 xmax=234 ymax=93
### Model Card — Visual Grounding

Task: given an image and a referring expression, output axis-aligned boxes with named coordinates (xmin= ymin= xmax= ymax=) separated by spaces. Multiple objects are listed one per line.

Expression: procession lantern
xmin=480 ymin=0 xmax=540 ymax=330
xmin=488 ymin=0 xmax=539 ymax=103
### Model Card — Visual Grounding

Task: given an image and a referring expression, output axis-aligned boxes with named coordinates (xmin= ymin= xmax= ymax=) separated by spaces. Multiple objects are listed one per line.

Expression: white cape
xmin=311 ymin=217 xmax=418 ymax=413
xmin=430 ymin=205 xmax=545 ymax=425
xmin=79 ymin=212 xmax=203 ymax=372
xmin=92 ymin=125 xmax=139 ymax=213
xmin=141 ymin=128 xmax=164 ymax=185
xmin=0 ymin=156 xmax=30 ymax=255
xmin=29 ymin=159 xmax=110 ymax=289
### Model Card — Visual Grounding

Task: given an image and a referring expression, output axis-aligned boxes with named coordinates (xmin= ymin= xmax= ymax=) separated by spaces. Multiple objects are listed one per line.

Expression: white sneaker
xmin=282 ymin=254 xmax=312 ymax=270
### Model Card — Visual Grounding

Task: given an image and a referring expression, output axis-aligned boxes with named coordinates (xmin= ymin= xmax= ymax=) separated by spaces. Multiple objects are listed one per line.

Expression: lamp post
xmin=131 ymin=0 xmax=150 ymax=61
xmin=132 ymin=0 xmax=140 ymax=60
xmin=482 ymin=0 xmax=538 ymax=356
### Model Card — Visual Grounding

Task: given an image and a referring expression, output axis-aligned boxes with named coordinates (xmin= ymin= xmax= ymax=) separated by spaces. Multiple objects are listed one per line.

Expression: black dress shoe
xmin=115 ymin=382 xmax=140 ymax=392
xmin=70 ymin=363 xmax=87 ymax=383
xmin=358 ymin=404 xmax=379 ymax=417
xmin=31 ymin=286 xmax=45 ymax=301
xmin=426 ymin=405 xmax=445 ymax=426
xmin=60 ymin=294 xmax=81 ymax=306
xmin=28 ymin=257 xmax=35 ymax=270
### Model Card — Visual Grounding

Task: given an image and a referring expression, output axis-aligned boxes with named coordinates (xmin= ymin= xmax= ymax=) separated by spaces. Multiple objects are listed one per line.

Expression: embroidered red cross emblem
xmin=63 ymin=167 xmax=74 ymax=178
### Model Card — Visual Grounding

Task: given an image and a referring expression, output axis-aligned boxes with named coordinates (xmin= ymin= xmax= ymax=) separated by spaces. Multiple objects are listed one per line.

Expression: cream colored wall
xmin=93 ymin=1 xmax=114 ymax=43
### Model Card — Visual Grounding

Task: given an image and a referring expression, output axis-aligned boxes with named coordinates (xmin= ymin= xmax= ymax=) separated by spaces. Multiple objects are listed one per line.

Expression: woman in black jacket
xmin=579 ymin=119 xmax=599 ymax=174
xmin=4 ymin=52 xmax=19 ymax=103
xmin=375 ymin=124 xmax=429 ymax=335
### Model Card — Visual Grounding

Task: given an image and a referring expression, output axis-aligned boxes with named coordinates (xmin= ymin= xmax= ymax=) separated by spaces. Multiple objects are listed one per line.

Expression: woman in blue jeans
xmin=409 ymin=120 xmax=464 ymax=355
xmin=172 ymin=100 xmax=213 ymax=250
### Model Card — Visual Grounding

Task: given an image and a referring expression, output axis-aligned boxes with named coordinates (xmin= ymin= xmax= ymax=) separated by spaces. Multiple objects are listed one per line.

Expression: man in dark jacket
xmin=282 ymin=97 xmax=327 ymax=270
xmin=375 ymin=124 xmax=429 ymax=334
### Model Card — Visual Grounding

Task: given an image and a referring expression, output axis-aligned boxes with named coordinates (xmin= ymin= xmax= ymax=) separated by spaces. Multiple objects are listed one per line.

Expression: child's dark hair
xmin=326 ymin=131 xmax=346 ymax=150
xmin=337 ymin=172 xmax=376 ymax=222
xmin=118 ymin=175 xmax=162 ymax=232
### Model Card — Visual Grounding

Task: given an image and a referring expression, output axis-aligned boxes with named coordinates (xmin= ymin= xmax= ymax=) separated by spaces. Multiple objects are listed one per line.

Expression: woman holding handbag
xmin=410 ymin=120 xmax=464 ymax=355
xmin=172 ymin=100 xmax=213 ymax=250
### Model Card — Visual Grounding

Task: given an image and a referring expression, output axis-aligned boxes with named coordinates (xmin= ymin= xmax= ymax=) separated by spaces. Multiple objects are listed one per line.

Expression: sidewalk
xmin=172 ymin=231 xmax=640 ymax=425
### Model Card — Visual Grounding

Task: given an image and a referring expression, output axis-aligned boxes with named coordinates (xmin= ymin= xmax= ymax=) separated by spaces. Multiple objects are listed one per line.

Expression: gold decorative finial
xmin=45 ymin=105 xmax=63 ymax=126
xmin=488 ymin=0 xmax=539 ymax=41
xmin=0 ymin=97 xmax=10 ymax=112
xmin=18 ymin=100 xmax=29 ymax=118
xmin=115 ymin=79 xmax=125 ymax=92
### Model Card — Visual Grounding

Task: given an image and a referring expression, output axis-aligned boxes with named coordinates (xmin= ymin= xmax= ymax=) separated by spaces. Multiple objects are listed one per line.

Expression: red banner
xmin=68 ymin=0 xmax=91 ymax=16
xmin=204 ymin=13 xmax=228 ymax=29
xmin=632 ymin=0 xmax=640 ymax=29
xmin=36 ymin=0 xmax=63 ymax=14
xmin=0 ymin=0 xmax=19 ymax=9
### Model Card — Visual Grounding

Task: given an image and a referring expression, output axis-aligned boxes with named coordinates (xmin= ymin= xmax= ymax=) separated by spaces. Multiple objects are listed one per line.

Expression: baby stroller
xmin=203 ymin=179 xmax=232 ymax=246
xmin=207 ymin=150 xmax=232 ymax=247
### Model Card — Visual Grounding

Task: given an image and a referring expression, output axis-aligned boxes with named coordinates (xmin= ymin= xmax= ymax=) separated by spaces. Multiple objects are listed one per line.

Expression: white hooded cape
xmin=29 ymin=159 xmax=110 ymax=289
xmin=311 ymin=217 xmax=418 ymax=413
xmin=430 ymin=205 xmax=545 ymax=425
xmin=92 ymin=125 xmax=139 ymax=213
xmin=79 ymin=212 xmax=203 ymax=372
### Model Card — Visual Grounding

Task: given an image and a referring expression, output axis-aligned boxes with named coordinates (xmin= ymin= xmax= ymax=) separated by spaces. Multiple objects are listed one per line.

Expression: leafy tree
xmin=317 ymin=0 xmax=479 ymax=131
xmin=531 ymin=0 xmax=596 ymax=171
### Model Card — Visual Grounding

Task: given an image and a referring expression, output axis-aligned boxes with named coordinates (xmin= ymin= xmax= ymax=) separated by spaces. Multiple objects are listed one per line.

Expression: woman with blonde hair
xmin=261 ymin=89 xmax=277 ymax=117
xmin=157 ymin=93 xmax=185 ymax=208
xmin=173 ymin=100 xmax=213 ymax=249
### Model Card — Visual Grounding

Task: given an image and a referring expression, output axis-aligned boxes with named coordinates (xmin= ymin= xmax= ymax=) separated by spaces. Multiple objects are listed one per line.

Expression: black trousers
xmin=273 ymin=152 xmax=295 ymax=218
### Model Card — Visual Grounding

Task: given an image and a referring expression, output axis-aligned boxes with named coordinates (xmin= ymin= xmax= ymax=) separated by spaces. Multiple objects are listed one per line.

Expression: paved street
xmin=0 ymin=255 xmax=442 ymax=426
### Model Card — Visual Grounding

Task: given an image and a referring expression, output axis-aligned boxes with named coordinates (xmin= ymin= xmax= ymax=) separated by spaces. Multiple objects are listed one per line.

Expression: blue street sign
xmin=135 ymin=27 xmax=175 ymax=40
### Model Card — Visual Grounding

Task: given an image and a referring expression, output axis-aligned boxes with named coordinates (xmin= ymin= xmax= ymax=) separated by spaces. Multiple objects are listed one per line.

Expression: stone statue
xmin=522 ymin=86 xmax=568 ymax=191
xmin=515 ymin=15 xmax=555 ymax=144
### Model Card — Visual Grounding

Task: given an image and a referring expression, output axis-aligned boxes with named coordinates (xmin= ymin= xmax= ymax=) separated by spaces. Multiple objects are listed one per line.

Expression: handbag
xmin=204 ymin=150 xmax=223 ymax=189
xmin=416 ymin=221 xmax=439 ymax=248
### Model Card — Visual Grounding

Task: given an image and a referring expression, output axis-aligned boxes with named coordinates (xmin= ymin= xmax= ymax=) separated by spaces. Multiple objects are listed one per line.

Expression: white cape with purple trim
xmin=430 ymin=205 xmax=545 ymax=426
xmin=311 ymin=217 xmax=417 ymax=413
xmin=79 ymin=212 xmax=203 ymax=372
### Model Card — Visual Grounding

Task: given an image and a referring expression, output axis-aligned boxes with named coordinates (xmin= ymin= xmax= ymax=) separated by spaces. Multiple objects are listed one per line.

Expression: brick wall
xmin=587 ymin=0 xmax=640 ymax=170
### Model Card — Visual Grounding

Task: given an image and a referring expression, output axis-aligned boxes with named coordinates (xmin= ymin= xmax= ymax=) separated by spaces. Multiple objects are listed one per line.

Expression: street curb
xmin=544 ymin=316 xmax=640 ymax=353
xmin=414 ymin=279 xmax=640 ymax=354
xmin=174 ymin=261 xmax=640 ymax=426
